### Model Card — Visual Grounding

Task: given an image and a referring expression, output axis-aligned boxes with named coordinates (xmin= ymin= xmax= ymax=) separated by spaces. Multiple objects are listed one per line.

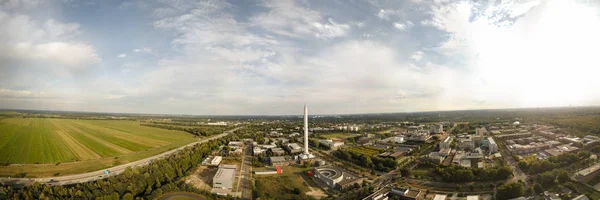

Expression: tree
xmin=497 ymin=182 xmax=525 ymax=200
xmin=534 ymin=183 xmax=544 ymax=194
xmin=557 ymin=170 xmax=570 ymax=183
xmin=122 ymin=193 xmax=134 ymax=200
xmin=400 ymin=168 xmax=411 ymax=177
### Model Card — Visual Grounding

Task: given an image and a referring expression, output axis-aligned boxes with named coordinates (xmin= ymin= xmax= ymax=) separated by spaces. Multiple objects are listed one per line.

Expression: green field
xmin=0 ymin=118 xmax=197 ymax=177
xmin=320 ymin=133 xmax=356 ymax=139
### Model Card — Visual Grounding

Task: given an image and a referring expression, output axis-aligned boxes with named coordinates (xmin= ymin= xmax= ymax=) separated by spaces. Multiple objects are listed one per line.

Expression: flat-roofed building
xmin=433 ymin=194 xmax=447 ymax=200
xmin=286 ymin=143 xmax=303 ymax=153
xmin=575 ymin=163 xmax=600 ymax=182
xmin=488 ymin=137 xmax=498 ymax=153
xmin=440 ymin=137 xmax=453 ymax=150
xmin=390 ymin=187 xmax=421 ymax=200
xmin=213 ymin=165 xmax=237 ymax=190
xmin=314 ymin=166 xmax=363 ymax=190
xmin=269 ymin=156 xmax=295 ymax=166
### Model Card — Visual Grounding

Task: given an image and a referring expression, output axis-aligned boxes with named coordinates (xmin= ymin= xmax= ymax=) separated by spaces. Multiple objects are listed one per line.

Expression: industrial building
xmin=213 ymin=165 xmax=237 ymax=190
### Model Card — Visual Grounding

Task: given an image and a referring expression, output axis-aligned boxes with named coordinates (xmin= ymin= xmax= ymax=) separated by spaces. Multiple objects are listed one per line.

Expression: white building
xmin=213 ymin=165 xmax=236 ymax=190
xmin=458 ymin=138 xmax=475 ymax=150
xmin=430 ymin=124 xmax=443 ymax=134
xmin=211 ymin=156 xmax=222 ymax=165
xmin=488 ymin=137 xmax=498 ymax=153
xmin=476 ymin=127 xmax=488 ymax=136
xmin=207 ymin=121 xmax=228 ymax=126
xmin=440 ymin=137 xmax=453 ymax=149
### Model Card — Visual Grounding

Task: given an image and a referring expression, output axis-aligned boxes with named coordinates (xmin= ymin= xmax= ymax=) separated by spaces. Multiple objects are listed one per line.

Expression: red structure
xmin=307 ymin=171 xmax=313 ymax=177
xmin=275 ymin=166 xmax=282 ymax=174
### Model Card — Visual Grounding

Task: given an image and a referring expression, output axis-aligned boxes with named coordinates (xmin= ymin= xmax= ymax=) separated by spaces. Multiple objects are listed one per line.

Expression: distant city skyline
xmin=1 ymin=0 xmax=600 ymax=115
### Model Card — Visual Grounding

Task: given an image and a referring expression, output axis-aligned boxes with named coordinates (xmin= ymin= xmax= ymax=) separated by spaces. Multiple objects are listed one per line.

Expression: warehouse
xmin=213 ymin=165 xmax=237 ymax=190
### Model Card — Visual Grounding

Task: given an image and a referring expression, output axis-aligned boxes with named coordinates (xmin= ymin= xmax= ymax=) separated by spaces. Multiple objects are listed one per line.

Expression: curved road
xmin=0 ymin=127 xmax=242 ymax=187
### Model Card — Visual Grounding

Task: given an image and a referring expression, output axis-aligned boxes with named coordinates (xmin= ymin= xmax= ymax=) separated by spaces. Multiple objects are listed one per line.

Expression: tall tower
xmin=304 ymin=103 xmax=309 ymax=155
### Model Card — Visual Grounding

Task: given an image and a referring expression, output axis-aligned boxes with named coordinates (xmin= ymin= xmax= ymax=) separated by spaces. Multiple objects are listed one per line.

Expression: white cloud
xmin=410 ymin=51 xmax=423 ymax=61
xmin=0 ymin=0 xmax=40 ymax=10
xmin=393 ymin=21 xmax=413 ymax=30
xmin=0 ymin=11 xmax=100 ymax=71
xmin=133 ymin=47 xmax=152 ymax=53
xmin=376 ymin=9 xmax=403 ymax=20
xmin=424 ymin=0 xmax=600 ymax=108
xmin=251 ymin=0 xmax=350 ymax=39
xmin=118 ymin=53 xmax=127 ymax=58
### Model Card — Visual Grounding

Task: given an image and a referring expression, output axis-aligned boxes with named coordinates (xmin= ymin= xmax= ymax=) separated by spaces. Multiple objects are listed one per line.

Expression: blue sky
xmin=1 ymin=0 xmax=600 ymax=115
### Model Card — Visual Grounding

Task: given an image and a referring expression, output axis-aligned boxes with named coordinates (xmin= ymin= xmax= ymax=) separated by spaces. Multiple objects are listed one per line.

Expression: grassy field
xmin=321 ymin=133 xmax=357 ymax=139
xmin=0 ymin=118 xmax=197 ymax=177
xmin=254 ymin=166 xmax=324 ymax=199
xmin=346 ymin=146 xmax=380 ymax=156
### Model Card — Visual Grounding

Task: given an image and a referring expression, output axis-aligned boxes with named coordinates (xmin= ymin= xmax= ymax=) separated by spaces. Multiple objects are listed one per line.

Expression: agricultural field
xmin=0 ymin=118 xmax=197 ymax=176
xmin=346 ymin=146 xmax=380 ymax=156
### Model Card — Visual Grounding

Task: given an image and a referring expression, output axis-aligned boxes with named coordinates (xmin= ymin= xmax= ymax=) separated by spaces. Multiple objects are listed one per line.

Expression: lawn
xmin=0 ymin=118 xmax=197 ymax=177
xmin=253 ymin=166 xmax=324 ymax=199
xmin=321 ymin=133 xmax=356 ymax=139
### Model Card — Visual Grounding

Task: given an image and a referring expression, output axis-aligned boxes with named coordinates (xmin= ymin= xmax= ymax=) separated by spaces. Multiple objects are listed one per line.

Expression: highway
xmin=0 ymin=127 xmax=242 ymax=187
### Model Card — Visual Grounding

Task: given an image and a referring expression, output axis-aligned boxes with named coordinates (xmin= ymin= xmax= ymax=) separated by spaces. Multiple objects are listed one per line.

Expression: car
xmin=48 ymin=179 xmax=58 ymax=183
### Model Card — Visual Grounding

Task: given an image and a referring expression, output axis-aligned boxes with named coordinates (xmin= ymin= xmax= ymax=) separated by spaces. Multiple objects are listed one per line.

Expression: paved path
xmin=0 ymin=127 xmax=242 ymax=187
xmin=240 ymin=143 xmax=253 ymax=200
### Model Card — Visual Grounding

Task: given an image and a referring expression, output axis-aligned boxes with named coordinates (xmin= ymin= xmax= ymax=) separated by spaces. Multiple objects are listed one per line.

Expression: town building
xmin=390 ymin=187 xmax=421 ymax=200
xmin=575 ymin=163 xmax=600 ymax=182
xmin=213 ymin=165 xmax=236 ymax=190
xmin=487 ymin=137 xmax=498 ymax=153
xmin=476 ymin=127 xmax=487 ymax=136
xmin=269 ymin=156 xmax=296 ymax=166
xmin=440 ymin=136 xmax=453 ymax=150
xmin=458 ymin=138 xmax=474 ymax=150
xmin=286 ymin=143 xmax=303 ymax=153
xmin=313 ymin=166 xmax=363 ymax=190
xmin=433 ymin=194 xmax=447 ymax=200
xmin=430 ymin=124 xmax=443 ymax=134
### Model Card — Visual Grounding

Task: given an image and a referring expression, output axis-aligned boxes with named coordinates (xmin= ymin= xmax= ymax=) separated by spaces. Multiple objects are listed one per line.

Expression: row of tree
xmin=0 ymin=135 xmax=235 ymax=200
xmin=140 ymin=123 xmax=227 ymax=137
xmin=434 ymin=165 xmax=513 ymax=182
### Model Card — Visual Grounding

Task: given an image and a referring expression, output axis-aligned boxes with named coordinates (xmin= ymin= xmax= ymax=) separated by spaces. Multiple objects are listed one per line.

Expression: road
xmin=240 ymin=142 xmax=253 ymax=200
xmin=0 ymin=127 xmax=242 ymax=187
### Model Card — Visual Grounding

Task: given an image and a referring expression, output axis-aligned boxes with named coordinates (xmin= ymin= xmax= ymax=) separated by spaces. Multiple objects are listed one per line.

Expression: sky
xmin=1 ymin=0 xmax=600 ymax=115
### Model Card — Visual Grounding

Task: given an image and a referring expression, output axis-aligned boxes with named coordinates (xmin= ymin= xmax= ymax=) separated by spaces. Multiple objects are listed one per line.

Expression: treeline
xmin=332 ymin=149 xmax=397 ymax=172
xmin=141 ymin=123 xmax=226 ymax=137
xmin=434 ymin=164 xmax=512 ymax=182
xmin=518 ymin=151 xmax=590 ymax=174
xmin=0 ymin=136 xmax=235 ymax=200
